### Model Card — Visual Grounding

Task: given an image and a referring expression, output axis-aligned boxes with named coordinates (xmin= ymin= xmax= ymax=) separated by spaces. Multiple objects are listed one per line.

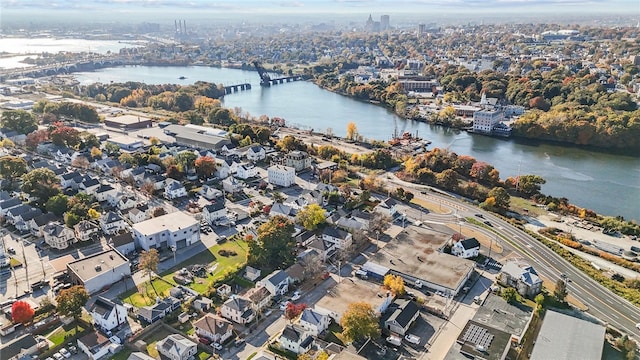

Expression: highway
xmin=387 ymin=175 xmax=640 ymax=339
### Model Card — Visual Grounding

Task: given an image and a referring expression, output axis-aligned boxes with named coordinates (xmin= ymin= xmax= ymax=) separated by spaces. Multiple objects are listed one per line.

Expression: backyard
xmin=46 ymin=321 xmax=89 ymax=347
xmin=122 ymin=239 xmax=248 ymax=306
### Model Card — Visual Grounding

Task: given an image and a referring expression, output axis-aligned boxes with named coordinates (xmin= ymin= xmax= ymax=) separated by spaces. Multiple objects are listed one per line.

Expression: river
xmin=74 ymin=65 xmax=640 ymax=221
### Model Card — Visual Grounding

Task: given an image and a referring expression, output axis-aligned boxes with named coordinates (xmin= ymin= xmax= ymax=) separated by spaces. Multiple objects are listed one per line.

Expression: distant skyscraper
xmin=365 ymin=14 xmax=375 ymax=32
xmin=380 ymin=15 xmax=390 ymax=31
xmin=418 ymin=23 xmax=426 ymax=35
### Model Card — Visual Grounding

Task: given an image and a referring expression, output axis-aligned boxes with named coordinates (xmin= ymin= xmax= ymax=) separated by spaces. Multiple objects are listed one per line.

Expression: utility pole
xmin=20 ymin=240 xmax=29 ymax=289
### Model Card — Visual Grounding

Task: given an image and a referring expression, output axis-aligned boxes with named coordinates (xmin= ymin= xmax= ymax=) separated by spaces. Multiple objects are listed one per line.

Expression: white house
xmin=164 ymin=179 xmax=187 ymax=200
xmin=132 ymin=212 xmax=200 ymax=251
xmin=43 ymin=222 xmax=76 ymax=250
xmin=279 ymin=325 xmax=313 ymax=355
xmin=202 ymin=201 xmax=226 ymax=226
xmin=215 ymin=158 xmax=238 ymax=179
xmin=77 ymin=332 xmax=113 ymax=360
xmin=220 ymin=296 xmax=255 ymax=325
xmin=199 ymin=185 xmax=222 ymax=201
xmin=193 ymin=314 xmax=234 ymax=344
xmin=244 ymin=286 xmax=272 ymax=314
xmin=451 ymin=238 xmax=480 ymax=259
xmin=245 ymin=145 xmax=266 ymax=162
xmin=117 ymin=195 xmax=138 ymax=211
xmin=90 ymin=297 xmax=128 ymax=331
xmin=222 ymin=177 xmax=243 ymax=193
xmin=384 ymin=299 xmax=420 ymax=336
xmin=128 ymin=204 xmax=150 ymax=224
xmin=298 ymin=308 xmax=330 ymax=337
xmin=74 ymin=220 xmax=100 ymax=242
xmin=94 ymin=184 xmax=117 ymax=202
xmin=235 ymin=164 xmax=257 ymax=180
xmin=100 ymin=211 xmax=126 ymax=235
xmin=258 ymin=270 xmax=290 ymax=297
xmin=322 ymin=226 xmax=353 ymax=250
xmin=156 ymin=334 xmax=197 ymax=360
xmin=60 ymin=171 xmax=81 ymax=189
xmin=374 ymin=197 xmax=397 ymax=217
xmin=267 ymin=165 xmax=296 ymax=187
xmin=29 ymin=212 xmax=58 ymax=237
xmin=498 ymin=261 xmax=543 ymax=298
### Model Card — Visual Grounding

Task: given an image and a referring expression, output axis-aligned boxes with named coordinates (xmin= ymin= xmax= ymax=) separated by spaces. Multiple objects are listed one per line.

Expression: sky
xmin=2 ymin=0 xmax=638 ymax=15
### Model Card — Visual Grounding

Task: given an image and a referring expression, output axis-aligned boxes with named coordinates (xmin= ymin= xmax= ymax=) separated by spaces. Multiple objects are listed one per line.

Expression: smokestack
xmin=175 ymin=20 xmax=178 ymax=32
xmin=183 ymin=20 xmax=186 ymax=34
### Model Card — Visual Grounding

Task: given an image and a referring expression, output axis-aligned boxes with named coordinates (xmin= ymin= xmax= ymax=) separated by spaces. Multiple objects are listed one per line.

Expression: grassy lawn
xmin=122 ymin=240 xmax=248 ymax=304
xmin=509 ymin=197 xmax=547 ymax=217
xmin=143 ymin=326 xmax=173 ymax=358
xmin=47 ymin=322 xmax=88 ymax=347
xmin=197 ymin=351 xmax=211 ymax=360
xmin=110 ymin=349 xmax=133 ymax=360
xmin=324 ymin=322 xmax=346 ymax=346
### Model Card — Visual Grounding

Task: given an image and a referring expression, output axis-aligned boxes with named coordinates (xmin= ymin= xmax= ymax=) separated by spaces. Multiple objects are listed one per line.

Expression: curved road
xmin=387 ymin=175 xmax=640 ymax=339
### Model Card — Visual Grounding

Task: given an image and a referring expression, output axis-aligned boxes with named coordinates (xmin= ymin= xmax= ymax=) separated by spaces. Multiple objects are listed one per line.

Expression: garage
xmin=176 ymin=239 xmax=187 ymax=249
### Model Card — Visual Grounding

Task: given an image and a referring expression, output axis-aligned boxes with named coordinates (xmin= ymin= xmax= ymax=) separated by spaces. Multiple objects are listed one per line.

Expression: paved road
xmin=388 ymin=175 xmax=640 ymax=339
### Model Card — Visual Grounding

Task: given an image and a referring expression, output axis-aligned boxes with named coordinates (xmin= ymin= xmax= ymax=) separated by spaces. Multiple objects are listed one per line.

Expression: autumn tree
xmin=515 ymin=174 xmax=546 ymax=197
xmin=25 ymin=129 xmax=49 ymax=149
xmin=247 ymin=215 xmax=296 ymax=272
xmin=194 ymin=156 xmax=216 ymax=178
xmin=296 ymin=204 xmax=327 ymax=231
xmin=139 ymin=248 xmax=160 ymax=284
xmin=554 ymin=279 xmax=568 ymax=303
xmin=71 ymin=156 xmax=90 ymax=169
xmin=346 ymin=122 xmax=358 ymax=141
xmin=285 ymin=302 xmax=307 ymax=322
xmin=340 ymin=302 xmax=380 ymax=342
xmin=21 ymin=168 xmax=61 ymax=206
xmin=383 ymin=274 xmax=406 ymax=296
xmin=276 ymin=135 xmax=306 ymax=152
xmin=0 ymin=155 xmax=28 ymax=183
xmin=152 ymin=207 xmax=167 ymax=217
xmin=50 ymin=125 xmax=81 ymax=148
xmin=481 ymin=187 xmax=510 ymax=214
xmin=90 ymin=147 xmax=103 ymax=159
xmin=56 ymin=286 xmax=89 ymax=325
xmin=166 ymin=164 xmax=183 ymax=180
xmin=46 ymin=194 xmax=69 ymax=216
xmin=0 ymin=110 xmax=37 ymax=134
xmin=11 ymin=301 xmax=35 ymax=324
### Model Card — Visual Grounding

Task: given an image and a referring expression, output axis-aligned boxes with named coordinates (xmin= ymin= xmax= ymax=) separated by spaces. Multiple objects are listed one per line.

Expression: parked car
xmin=52 ymin=353 xmax=64 ymax=360
xmin=213 ymin=343 xmax=223 ymax=351
xmin=58 ymin=348 xmax=71 ymax=358
xmin=7 ymin=247 xmax=16 ymax=255
xmin=404 ymin=334 xmax=420 ymax=345
xmin=386 ymin=335 xmax=402 ymax=347
xmin=279 ymin=301 xmax=291 ymax=311
xmin=198 ymin=337 xmax=211 ymax=345
xmin=291 ymin=291 xmax=301 ymax=301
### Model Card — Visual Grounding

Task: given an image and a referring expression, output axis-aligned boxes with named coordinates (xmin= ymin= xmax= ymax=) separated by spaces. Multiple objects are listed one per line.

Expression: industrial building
xmin=66 ymin=248 xmax=131 ymax=295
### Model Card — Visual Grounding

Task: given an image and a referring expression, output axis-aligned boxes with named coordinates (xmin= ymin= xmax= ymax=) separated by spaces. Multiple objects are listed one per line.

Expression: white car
xmin=213 ymin=343 xmax=223 ymax=351
xmin=52 ymin=353 xmax=64 ymax=360
xmin=636 ymin=323 xmax=640 ymax=330
xmin=279 ymin=301 xmax=291 ymax=310
xmin=58 ymin=348 xmax=71 ymax=359
xmin=291 ymin=291 xmax=301 ymax=301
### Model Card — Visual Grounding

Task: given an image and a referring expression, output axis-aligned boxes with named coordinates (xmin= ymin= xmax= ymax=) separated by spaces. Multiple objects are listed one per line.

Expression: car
xmin=7 ymin=247 xmax=16 ymax=255
xmin=234 ymin=338 xmax=245 ymax=347
xmin=213 ymin=343 xmax=223 ymax=351
xmin=58 ymin=348 xmax=71 ymax=358
xmin=291 ymin=291 xmax=301 ymax=301
xmin=405 ymin=334 xmax=421 ymax=345
xmin=67 ymin=344 xmax=78 ymax=354
xmin=560 ymin=273 xmax=567 ymax=278
xmin=474 ymin=214 xmax=484 ymax=219
xmin=198 ymin=337 xmax=211 ymax=345
xmin=483 ymin=220 xmax=493 ymax=227
xmin=263 ymin=309 xmax=273 ymax=317
xmin=636 ymin=323 xmax=640 ymax=330
xmin=386 ymin=335 xmax=402 ymax=347
xmin=279 ymin=301 xmax=291 ymax=311
xmin=52 ymin=353 xmax=64 ymax=360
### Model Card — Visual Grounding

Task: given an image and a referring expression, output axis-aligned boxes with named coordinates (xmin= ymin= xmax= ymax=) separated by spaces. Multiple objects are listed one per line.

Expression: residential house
xmin=60 ymin=171 xmax=82 ymax=189
xmin=127 ymin=352 xmax=156 ymax=360
xmin=129 ymin=167 xmax=146 ymax=183
xmin=80 ymin=178 xmax=100 ymax=193
xmin=202 ymin=201 xmax=226 ymax=226
xmin=29 ymin=212 xmax=58 ymax=237
xmin=193 ymin=313 xmax=234 ymax=344
xmin=375 ymin=198 xmax=397 ymax=217
xmin=220 ymin=296 xmax=255 ymax=325
xmin=384 ymin=299 xmax=420 ymax=336
xmin=156 ymin=334 xmax=197 ymax=360
xmin=335 ymin=216 xmax=367 ymax=233
xmin=76 ymin=331 xmax=113 ymax=360
xmin=90 ymin=297 xmax=128 ymax=332
xmin=117 ymin=195 xmax=138 ymax=211
xmin=128 ymin=204 xmax=150 ymax=224
xmin=0 ymin=197 xmax=21 ymax=216
xmin=258 ymin=270 xmax=290 ymax=297
xmin=111 ymin=232 xmax=136 ymax=256
xmin=295 ymin=231 xmax=317 ymax=247
xmin=298 ymin=308 xmax=330 ymax=337
xmin=498 ymin=261 xmax=543 ymax=298
xmin=222 ymin=176 xmax=243 ymax=193
xmin=74 ymin=220 xmax=99 ymax=242
xmin=100 ymin=212 xmax=126 ymax=235
xmin=245 ymin=286 xmax=272 ymax=314
xmin=14 ymin=208 xmax=42 ymax=233
xmin=322 ymin=226 xmax=353 ymax=250
xmin=452 ymin=238 xmax=480 ymax=259
xmin=350 ymin=210 xmax=373 ymax=230
xmin=199 ymin=185 xmax=222 ymax=201
xmin=284 ymin=196 xmax=308 ymax=210
xmin=5 ymin=204 xmax=34 ymax=225
xmin=43 ymin=222 xmax=76 ymax=250
xmin=0 ymin=334 xmax=40 ymax=360
xmin=164 ymin=179 xmax=187 ymax=200
xmin=215 ymin=158 xmax=238 ymax=179
xmin=269 ymin=203 xmax=295 ymax=219
xmin=244 ymin=266 xmax=261 ymax=282
xmin=235 ymin=164 xmax=257 ymax=180
xmin=192 ymin=297 xmax=213 ymax=312
xmin=279 ymin=325 xmax=313 ymax=355
xmin=300 ymin=190 xmax=324 ymax=207
xmin=144 ymin=174 xmax=166 ymax=191
xmin=285 ymin=151 xmax=312 ymax=172
xmin=307 ymin=238 xmax=334 ymax=261
xmin=137 ymin=297 xmax=181 ymax=324
xmin=286 ymin=263 xmax=306 ymax=284
xmin=94 ymin=184 xmax=117 ymax=202
xmin=245 ymin=145 xmax=266 ymax=162
xmin=267 ymin=165 xmax=296 ymax=187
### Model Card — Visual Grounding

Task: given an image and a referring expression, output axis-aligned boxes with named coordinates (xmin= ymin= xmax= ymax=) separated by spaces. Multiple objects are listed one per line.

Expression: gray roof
xmin=263 ymin=269 xmax=289 ymax=287
xmin=91 ymin=297 xmax=115 ymax=319
xmin=0 ymin=334 xmax=38 ymax=360
xmin=323 ymin=226 xmax=350 ymax=240
xmin=282 ymin=324 xmax=302 ymax=342
xmin=223 ymin=297 xmax=250 ymax=312
xmin=530 ymin=311 xmax=605 ymax=360
xmin=300 ymin=308 xmax=327 ymax=326
xmin=386 ymin=299 xmax=420 ymax=328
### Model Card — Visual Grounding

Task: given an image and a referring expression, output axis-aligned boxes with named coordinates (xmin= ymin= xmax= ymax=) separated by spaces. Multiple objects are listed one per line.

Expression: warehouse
xmin=163 ymin=124 xmax=231 ymax=150
xmin=104 ymin=114 xmax=153 ymax=130
xmin=67 ymin=249 xmax=131 ymax=295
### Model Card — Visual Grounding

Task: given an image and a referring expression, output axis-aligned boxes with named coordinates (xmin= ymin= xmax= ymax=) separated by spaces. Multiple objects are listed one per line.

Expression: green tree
xmin=247 ymin=215 xmax=296 ymax=272
xmin=118 ymin=153 xmax=136 ymax=166
xmin=340 ymin=302 xmax=380 ymax=342
xmin=56 ymin=286 xmax=89 ymax=326
xmin=103 ymin=142 xmax=120 ymax=156
xmin=516 ymin=174 xmax=546 ymax=197
xmin=502 ymin=287 xmax=518 ymax=304
xmin=0 ymin=155 xmax=28 ymax=182
xmin=46 ymin=194 xmax=69 ymax=216
xmin=176 ymin=151 xmax=197 ymax=172
xmin=554 ymin=279 xmax=568 ymax=303
xmin=183 ymin=110 xmax=204 ymax=125
xmin=21 ymin=168 xmax=61 ymax=205
xmin=483 ymin=187 xmax=510 ymax=213
xmin=0 ymin=110 xmax=37 ymax=134
xmin=296 ymin=204 xmax=327 ymax=230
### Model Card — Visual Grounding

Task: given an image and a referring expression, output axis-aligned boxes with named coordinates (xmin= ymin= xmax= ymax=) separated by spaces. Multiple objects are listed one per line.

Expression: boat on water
xmin=178 ymin=76 xmax=186 ymax=80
